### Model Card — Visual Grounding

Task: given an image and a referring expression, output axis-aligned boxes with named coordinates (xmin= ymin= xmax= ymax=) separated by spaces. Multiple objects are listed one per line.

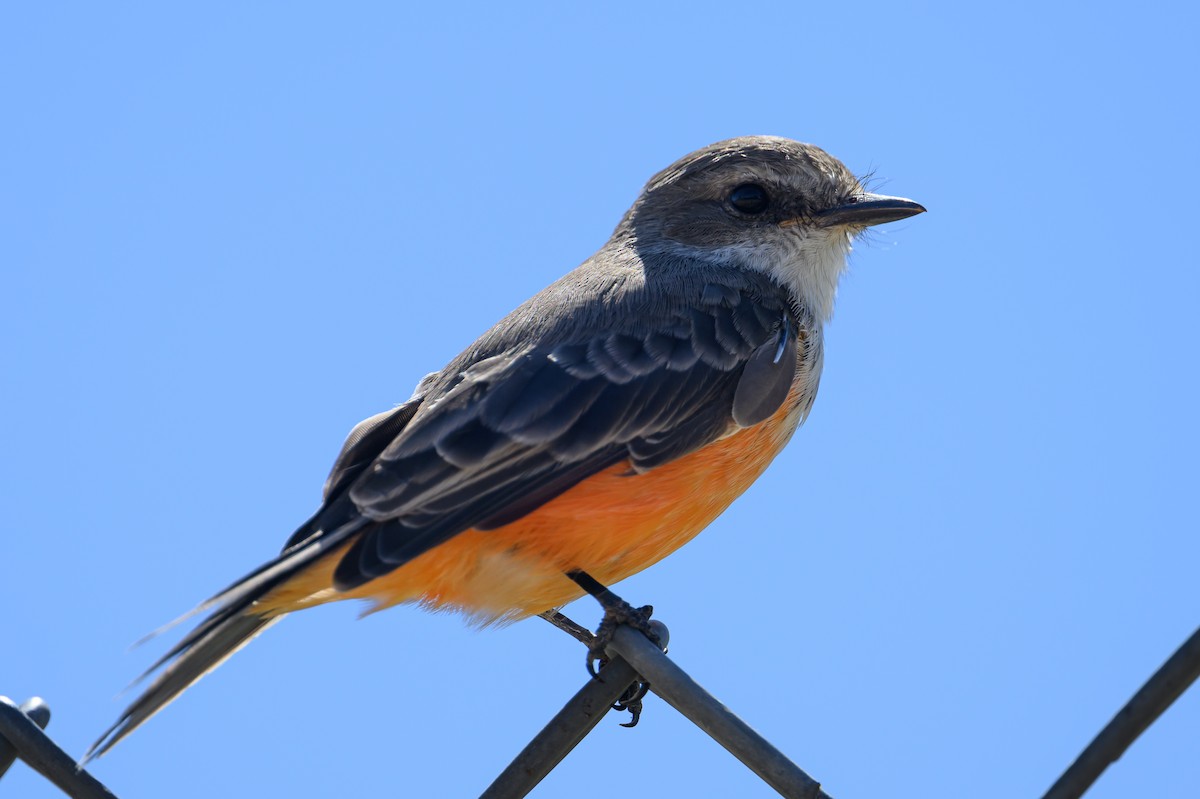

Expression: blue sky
xmin=3 ymin=3 xmax=1198 ymax=797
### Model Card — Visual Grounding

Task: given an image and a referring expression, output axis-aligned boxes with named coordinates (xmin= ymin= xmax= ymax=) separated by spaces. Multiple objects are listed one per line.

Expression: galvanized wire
xmin=1041 ymin=624 xmax=1200 ymax=799
xmin=483 ymin=619 xmax=830 ymax=799
xmin=0 ymin=697 xmax=118 ymax=798
xmin=606 ymin=625 xmax=831 ymax=799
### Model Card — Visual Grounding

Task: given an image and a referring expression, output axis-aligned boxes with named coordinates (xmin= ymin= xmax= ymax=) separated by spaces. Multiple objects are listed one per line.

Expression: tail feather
xmin=131 ymin=517 xmax=364 ymax=686
xmin=85 ymin=517 xmax=367 ymax=764
xmin=85 ymin=614 xmax=280 ymax=763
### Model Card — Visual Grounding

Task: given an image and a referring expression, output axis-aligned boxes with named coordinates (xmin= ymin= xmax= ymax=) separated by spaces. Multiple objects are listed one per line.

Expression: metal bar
xmin=0 ymin=696 xmax=118 ymax=798
xmin=605 ymin=626 xmax=832 ymax=799
xmin=480 ymin=656 xmax=641 ymax=799
xmin=1041 ymin=624 xmax=1200 ymax=799
xmin=0 ymin=697 xmax=51 ymax=779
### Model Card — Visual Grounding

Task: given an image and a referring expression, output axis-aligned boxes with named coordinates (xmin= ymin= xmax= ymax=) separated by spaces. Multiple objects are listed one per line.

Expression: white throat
xmin=700 ymin=228 xmax=853 ymax=322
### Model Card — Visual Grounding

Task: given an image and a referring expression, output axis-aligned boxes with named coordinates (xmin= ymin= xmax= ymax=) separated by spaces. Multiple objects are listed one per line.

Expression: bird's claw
xmin=585 ymin=601 xmax=657 ymax=672
xmin=614 ymin=680 xmax=650 ymax=727
xmin=584 ymin=601 xmax=661 ymax=726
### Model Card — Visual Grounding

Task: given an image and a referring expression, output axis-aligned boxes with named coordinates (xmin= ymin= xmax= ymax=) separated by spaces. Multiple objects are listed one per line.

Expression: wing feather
xmin=326 ymin=278 xmax=803 ymax=590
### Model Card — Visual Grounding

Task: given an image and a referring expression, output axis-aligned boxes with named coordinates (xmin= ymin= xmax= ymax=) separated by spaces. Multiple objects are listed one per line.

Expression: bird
xmin=87 ymin=135 xmax=924 ymax=760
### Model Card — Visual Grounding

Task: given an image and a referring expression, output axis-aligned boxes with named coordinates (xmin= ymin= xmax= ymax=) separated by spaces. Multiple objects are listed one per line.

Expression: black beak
xmin=815 ymin=192 xmax=926 ymax=228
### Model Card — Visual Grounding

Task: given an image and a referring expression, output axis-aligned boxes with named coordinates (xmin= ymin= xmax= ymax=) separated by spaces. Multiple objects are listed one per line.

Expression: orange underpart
xmin=258 ymin=389 xmax=807 ymax=624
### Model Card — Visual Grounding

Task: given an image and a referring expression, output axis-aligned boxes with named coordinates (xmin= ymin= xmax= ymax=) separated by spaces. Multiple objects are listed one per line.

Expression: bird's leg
xmin=566 ymin=570 xmax=658 ymax=676
xmin=537 ymin=608 xmax=650 ymax=727
xmin=558 ymin=569 xmax=664 ymax=727
xmin=536 ymin=609 xmax=595 ymax=647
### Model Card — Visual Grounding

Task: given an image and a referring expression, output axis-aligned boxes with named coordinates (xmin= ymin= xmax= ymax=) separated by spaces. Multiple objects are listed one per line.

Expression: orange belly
xmin=259 ymin=390 xmax=807 ymax=624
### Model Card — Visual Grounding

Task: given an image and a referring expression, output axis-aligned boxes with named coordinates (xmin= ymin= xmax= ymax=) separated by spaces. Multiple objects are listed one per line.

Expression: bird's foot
xmin=561 ymin=570 xmax=666 ymax=728
xmin=586 ymin=599 xmax=660 ymax=728
xmin=585 ymin=600 xmax=657 ymax=678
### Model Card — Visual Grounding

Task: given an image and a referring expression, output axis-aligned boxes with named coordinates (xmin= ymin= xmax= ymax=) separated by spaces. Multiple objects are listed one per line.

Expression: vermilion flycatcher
xmin=89 ymin=135 xmax=924 ymax=759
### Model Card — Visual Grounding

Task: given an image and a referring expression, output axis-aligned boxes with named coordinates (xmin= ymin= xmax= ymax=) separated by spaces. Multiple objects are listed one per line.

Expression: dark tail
xmin=84 ymin=516 xmax=366 ymax=763
xmin=84 ymin=613 xmax=280 ymax=763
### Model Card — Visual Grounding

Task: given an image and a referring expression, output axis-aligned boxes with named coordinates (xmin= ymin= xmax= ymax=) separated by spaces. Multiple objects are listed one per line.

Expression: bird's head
xmin=619 ymin=136 xmax=925 ymax=320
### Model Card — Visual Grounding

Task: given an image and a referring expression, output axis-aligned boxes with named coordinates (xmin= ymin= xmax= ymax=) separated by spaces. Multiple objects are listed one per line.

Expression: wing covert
xmin=324 ymin=278 xmax=805 ymax=591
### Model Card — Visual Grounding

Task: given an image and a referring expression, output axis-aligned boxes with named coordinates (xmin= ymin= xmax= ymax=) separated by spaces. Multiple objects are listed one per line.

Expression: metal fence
xmin=1 ymin=616 xmax=830 ymax=799
xmin=4 ymin=618 xmax=1198 ymax=798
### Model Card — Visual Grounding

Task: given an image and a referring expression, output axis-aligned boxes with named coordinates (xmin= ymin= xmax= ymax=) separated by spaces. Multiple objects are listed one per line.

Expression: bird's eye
xmin=728 ymin=183 xmax=769 ymax=215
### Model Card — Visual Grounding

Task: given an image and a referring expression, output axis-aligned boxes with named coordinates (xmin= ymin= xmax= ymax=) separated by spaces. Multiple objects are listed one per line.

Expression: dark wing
xmin=280 ymin=397 xmax=427 ymax=552
xmin=87 ymin=275 xmax=803 ymax=762
xmin=330 ymin=283 xmax=800 ymax=590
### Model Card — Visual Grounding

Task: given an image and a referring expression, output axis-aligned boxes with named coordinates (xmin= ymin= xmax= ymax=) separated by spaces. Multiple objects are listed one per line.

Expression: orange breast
xmin=261 ymin=387 xmax=809 ymax=624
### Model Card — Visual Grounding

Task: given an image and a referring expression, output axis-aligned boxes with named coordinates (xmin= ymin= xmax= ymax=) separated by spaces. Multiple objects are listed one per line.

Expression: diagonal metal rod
xmin=0 ymin=697 xmax=50 ymax=780
xmin=486 ymin=615 xmax=830 ymax=799
xmin=0 ymin=696 xmax=118 ymax=798
xmin=1040 ymin=624 xmax=1200 ymax=799
xmin=480 ymin=655 xmax=642 ymax=798
xmin=605 ymin=625 xmax=832 ymax=799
